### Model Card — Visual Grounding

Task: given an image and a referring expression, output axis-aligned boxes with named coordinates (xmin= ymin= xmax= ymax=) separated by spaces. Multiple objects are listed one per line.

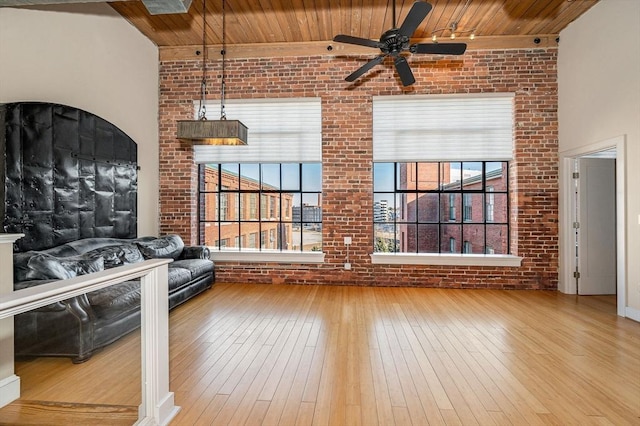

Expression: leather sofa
xmin=13 ymin=234 xmax=213 ymax=363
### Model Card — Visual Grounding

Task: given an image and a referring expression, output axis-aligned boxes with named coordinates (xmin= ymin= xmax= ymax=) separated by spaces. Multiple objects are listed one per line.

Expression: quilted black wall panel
xmin=1 ymin=102 xmax=138 ymax=252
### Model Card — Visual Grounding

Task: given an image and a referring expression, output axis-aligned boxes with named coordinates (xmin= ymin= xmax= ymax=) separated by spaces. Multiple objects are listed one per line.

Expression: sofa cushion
xmin=137 ymin=235 xmax=184 ymax=260
xmin=168 ymin=267 xmax=193 ymax=292
xmin=88 ymin=280 xmax=140 ymax=309
xmin=84 ymin=244 xmax=144 ymax=269
xmin=23 ymin=253 xmax=104 ymax=281
xmin=171 ymin=259 xmax=214 ymax=279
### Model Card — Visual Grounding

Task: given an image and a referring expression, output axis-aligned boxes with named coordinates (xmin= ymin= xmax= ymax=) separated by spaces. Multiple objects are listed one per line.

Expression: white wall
xmin=0 ymin=3 xmax=159 ymax=237
xmin=559 ymin=0 xmax=640 ymax=316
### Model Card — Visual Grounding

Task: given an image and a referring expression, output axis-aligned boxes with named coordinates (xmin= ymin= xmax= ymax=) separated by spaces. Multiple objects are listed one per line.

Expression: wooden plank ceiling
xmin=110 ymin=0 xmax=599 ymax=59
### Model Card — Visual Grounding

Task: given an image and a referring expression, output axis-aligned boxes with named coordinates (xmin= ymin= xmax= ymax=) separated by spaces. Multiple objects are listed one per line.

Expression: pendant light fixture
xmin=177 ymin=0 xmax=248 ymax=145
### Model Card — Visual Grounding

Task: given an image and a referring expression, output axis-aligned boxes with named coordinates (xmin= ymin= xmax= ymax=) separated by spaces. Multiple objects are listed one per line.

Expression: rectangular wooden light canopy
xmin=177 ymin=119 xmax=248 ymax=145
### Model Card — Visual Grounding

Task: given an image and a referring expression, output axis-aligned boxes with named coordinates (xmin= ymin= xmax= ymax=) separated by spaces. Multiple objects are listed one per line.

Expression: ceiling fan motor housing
xmin=380 ymin=29 xmax=410 ymax=54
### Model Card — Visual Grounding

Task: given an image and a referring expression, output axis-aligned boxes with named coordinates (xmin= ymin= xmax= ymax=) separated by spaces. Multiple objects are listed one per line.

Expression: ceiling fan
xmin=333 ymin=1 xmax=467 ymax=86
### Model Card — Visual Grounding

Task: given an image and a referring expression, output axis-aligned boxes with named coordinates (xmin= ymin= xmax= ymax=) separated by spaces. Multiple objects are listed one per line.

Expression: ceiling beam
xmin=159 ymin=35 xmax=559 ymax=61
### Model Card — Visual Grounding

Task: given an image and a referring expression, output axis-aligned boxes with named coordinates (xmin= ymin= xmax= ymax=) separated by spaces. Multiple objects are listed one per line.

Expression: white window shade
xmin=373 ymin=93 xmax=514 ymax=162
xmin=193 ymin=98 xmax=322 ymax=163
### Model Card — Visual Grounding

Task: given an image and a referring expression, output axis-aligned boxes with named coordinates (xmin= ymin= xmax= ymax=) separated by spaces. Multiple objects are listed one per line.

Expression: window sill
xmin=370 ymin=253 xmax=522 ymax=267
xmin=209 ymin=250 xmax=325 ymax=264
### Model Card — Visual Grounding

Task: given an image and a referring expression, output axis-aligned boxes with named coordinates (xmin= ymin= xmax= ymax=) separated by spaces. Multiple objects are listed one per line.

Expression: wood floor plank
xmin=0 ymin=400 xmax=137 ymax=425
xmin=3 ymin=284 xmax=639 ymax=426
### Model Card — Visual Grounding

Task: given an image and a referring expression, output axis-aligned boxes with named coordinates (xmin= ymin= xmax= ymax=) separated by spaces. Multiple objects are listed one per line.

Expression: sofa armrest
xmin=178 ymin=246 xmax=211 ymax=260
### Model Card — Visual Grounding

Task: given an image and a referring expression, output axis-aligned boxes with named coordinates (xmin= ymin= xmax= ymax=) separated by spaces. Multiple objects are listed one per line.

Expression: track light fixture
xmin=430 ymin=0 xmax=476 ymax=43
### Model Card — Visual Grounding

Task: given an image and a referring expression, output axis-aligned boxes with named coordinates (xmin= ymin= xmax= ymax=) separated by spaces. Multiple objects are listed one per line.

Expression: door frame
xmin=558 ymin=135 xmax=627 ymax=316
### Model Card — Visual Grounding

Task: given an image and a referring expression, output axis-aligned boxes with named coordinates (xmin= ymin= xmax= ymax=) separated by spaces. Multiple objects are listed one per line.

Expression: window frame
xmin=199 ymin=163 xmax=324 ymax=263
xmin=372 ymin=161 xmax=522 ymax=267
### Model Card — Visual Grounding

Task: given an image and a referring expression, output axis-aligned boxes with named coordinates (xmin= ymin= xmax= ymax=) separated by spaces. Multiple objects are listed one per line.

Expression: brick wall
xmin=159 ymin=48 xmax=558 ymax=289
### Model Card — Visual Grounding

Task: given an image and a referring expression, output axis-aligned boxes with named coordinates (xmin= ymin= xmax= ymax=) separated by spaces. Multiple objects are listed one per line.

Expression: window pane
xmin=220 ymin=193 xmax=239 ymax=221
xmin=442 ymin=162 xmax=462 ymax=189
xmin=463 ymin=224 xmax=484 ymax=253
xmin=462 ymin=162 xmax=483 ymax=186
xmin=441 ymin=224 xmax=461 ymax=253
xmin=261 ymin=222 xmax=283 ymax=250
xmin=486 ymin=162 xmax=507 ymax=191
xmin=374 ymin=223 xmax=397 ymax=253
xmin=261 ymin=194 xmax=280 ymax=221
xmin=259 ymin=223 xmax=280 ymax=249
xmin=374 ymin=193 xmax=394 ymax=223
xmin=290 ymin=225 xmax=302 ymax=251
xmin=202 ymin=222 xmax=218 ymax=247
xmin=219 ymin=222 xmax=240 ymax=249
xmin=417 ymin=224 xmax=439 ymax=253
xmin=261 ymin=164 xmax=280 ymax=190
xmin=373 ymin=163 xmax=394 ymax=192
xmin=463 ymin=193 xmax=484 ymax=222
xmin=239 ymin=164 xmax=259 ymax=190
xmin=417 ymin=193 xmax=439 ymax=223
xmin=300 ymin=194 xmax=322 ymax=222
xmin=221 ymin=164 xmax=239 ymax=190
xmin=301 ymin=223 xmax=322 ymax=252
xmin=239 ymin=223 xmax=260 ymax=249
xmin=491 ymin=193 xmax=508 ymax=223
xmin=201 ymin=164 xmax=219 ymax=191
xmin=302 ymin=163 xmax=322 ymax=191
xmin=398 ymin=224 xmax=416 ymax=252
xmin=282 ymin=163 xmax=300 ymax=191
xmin=397 ymin=162 xmax=415 ymax=190
xmin=280 ymin=223 xmax=294 ymax=250
xmin=282 ymin=193 xmax=294 ymax=221
xmin=441 ymin=193 xmax=461 ymax=222
xmin=417 ymin=163 xmax=439 ymax=190
xmin=200 ymin=193 xmax=218 ymax=221
xmin=400 ymin=192 xmax=416 ymax=222
xmin=486 ymin=225 xmax=509 ymax=254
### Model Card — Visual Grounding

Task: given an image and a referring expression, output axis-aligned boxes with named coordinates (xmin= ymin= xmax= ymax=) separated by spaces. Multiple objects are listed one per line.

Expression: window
xmin=194 ymin=98 xmax=323 ymax=255
xmin=463 ymin=193 xmax=473 ymax=222
xmin=200 ymin=163 xmax=322 ymax=252
xmin=374 ymin=162 xmax=509 ymax=254
xmin=372 ymin=94 xmax=513 ymax=256
xmin=449 ymin=193 xmax=456 ymax=221
xmin=486 ymin=186 xmax=495 ymax=222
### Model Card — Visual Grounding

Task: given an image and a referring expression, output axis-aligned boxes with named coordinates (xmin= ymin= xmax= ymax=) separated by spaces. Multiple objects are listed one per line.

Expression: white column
xmin=0 ymin=233 xmax=24 ymax=408
xmin=137 ymin=262 xmax=180 ymax=425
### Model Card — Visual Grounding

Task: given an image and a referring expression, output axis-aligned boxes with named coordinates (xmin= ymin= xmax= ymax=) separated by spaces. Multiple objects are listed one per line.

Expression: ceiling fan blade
xmin=394 ymin=56 xmax=415 ymax=86
xmin=345 ymin=55 xmax=387 ymax=82
xmin=333 ymin=34 xmax=384 ymax=49
xmin=411 ymin=43 xmax=467 ymax=55
xmin=398 ymin=1 xmax=432 ymax=37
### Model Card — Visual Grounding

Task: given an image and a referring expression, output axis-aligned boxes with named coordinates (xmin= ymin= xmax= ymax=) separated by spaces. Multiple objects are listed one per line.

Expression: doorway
xmin=559 ymin=136 xmax=627 ymax=316
xmin=574 ymin=153 xmax=616 ymax=295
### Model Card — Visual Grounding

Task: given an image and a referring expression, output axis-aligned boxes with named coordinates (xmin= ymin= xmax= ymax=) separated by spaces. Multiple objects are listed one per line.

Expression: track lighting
xmin=430 ymin=0 xmax=476 ymax=43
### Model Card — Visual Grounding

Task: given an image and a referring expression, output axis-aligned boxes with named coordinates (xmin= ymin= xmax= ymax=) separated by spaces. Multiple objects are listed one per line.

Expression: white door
xmin=577 ymin=158 xmax=616 ymax=295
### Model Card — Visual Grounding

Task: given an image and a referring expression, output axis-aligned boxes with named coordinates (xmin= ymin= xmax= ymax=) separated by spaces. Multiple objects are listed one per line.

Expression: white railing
xmin=0 ymin=258 xmax=181 ymax=425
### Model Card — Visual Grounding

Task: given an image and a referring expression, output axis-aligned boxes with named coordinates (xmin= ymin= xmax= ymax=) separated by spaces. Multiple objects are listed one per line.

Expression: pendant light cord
xmin=220 ymin=0 xmax=227 ymax=120
xmin=198 ymin=0 xmax=208 ymax=120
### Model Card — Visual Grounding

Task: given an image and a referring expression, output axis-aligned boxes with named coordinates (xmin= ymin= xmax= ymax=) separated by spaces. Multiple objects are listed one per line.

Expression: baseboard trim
xmin=625 ymin=306 xmax=640 ymax=322
xmin=0 ymin=374 xmax=20 ymax=408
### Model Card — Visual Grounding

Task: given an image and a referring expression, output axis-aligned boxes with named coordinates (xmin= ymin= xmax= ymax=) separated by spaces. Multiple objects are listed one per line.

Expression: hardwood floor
xmin=1 ymin=283 xmax=639 ymax=425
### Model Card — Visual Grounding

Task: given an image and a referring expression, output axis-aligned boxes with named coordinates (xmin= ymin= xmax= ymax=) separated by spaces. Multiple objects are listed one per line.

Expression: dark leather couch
xmin=13 ymin=234 xmax=214 ymax=363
